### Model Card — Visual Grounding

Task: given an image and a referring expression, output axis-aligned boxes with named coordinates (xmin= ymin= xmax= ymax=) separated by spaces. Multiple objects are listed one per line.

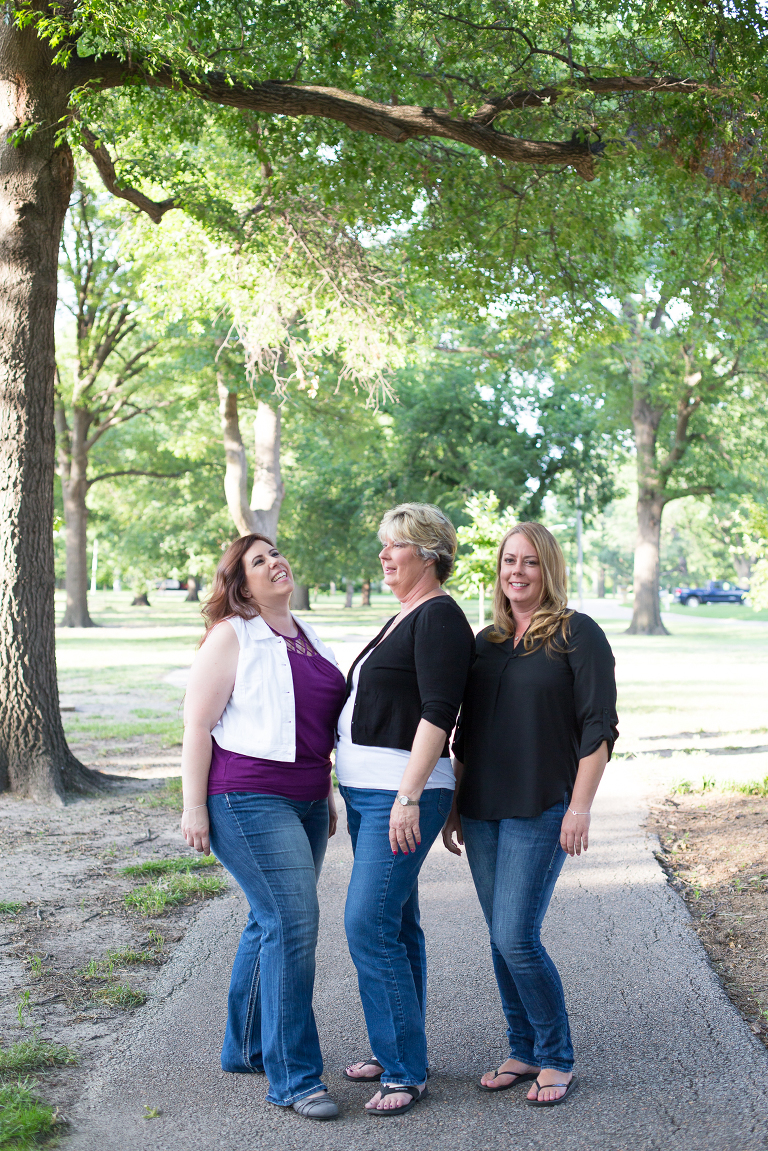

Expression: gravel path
xmin=65 ymin=764 xmax=768 ymax=1151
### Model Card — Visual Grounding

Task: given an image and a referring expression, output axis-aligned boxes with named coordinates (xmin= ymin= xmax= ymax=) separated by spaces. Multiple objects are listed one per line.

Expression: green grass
xmin=671 ymin=774 xmax=768 ymax=797
xmin=91 ymin=983 xmax=147 ymax=1009
xmin=121 ymin=855 xmax=218 ymax=878
xmin=0 ymin=903 xmax=22 ymax=916
xmin=125 ymin=872 xmax=227 ymax=917
xmin=0 ymin=1036 xmax=77 ymax=1076
xmin=0 ymin=1079 xmax=57 ymax=1151
xmin=80 ymin=939 xmax=164 ymax=980
xmin=664 ymin=602 xmax=768 ymax=622
xmin=136 ymin=777 xmax=183 ymax=810
xmin=62 ymin=717 xmax=183 ymax=745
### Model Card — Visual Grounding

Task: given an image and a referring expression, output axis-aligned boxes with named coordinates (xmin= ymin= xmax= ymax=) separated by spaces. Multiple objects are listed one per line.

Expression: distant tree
xmin=452 ymin=493 xmax=517 ymax=627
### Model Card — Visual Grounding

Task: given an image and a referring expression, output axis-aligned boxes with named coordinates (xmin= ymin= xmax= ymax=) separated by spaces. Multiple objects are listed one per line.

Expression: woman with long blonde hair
xmin=443 ymin=522 xmax=618 ymax=1107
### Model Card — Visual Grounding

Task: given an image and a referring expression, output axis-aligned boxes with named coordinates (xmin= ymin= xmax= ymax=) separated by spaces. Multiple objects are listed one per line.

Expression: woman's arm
xmin=559 ymin=740 xmax=608 ymax=856
xmin=442 ymin=759 xmax=465 ymax=856
xmin=180 ymin=622 xmax=239 ymax=855
xmin=389 ymin=718 xmax=447 ymax=854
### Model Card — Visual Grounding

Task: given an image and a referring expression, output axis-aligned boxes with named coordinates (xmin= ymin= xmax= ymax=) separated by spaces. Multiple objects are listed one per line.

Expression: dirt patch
xmin=649 ymin=791 xmax=768 ymax=1047
xmin=0 ymin=784 xmax=229 ymax=1130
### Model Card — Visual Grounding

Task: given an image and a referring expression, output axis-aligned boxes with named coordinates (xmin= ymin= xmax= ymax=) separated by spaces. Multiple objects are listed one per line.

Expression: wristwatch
xmin=397 ymin=794 xmax=419 ymax=806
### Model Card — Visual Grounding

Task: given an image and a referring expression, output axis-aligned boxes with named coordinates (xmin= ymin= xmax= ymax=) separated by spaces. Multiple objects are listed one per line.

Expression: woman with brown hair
xmin=180 ymin=534 xmax=347 ymax=1121
xmin=443 ymin=522 xmax=618 ymax=1107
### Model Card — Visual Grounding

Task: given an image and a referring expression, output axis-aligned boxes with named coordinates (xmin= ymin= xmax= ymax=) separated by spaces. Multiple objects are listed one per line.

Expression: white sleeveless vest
xmin=210 ymin=614 xmax=340 ymax=762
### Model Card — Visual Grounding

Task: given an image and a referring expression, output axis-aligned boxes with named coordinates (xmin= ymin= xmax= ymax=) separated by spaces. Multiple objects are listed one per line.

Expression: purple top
xmin=207 ymin=627 xmax=347 ymax=802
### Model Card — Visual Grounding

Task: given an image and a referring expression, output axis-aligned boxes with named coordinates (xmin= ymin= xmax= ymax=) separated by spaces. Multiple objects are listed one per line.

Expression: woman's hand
xmin=389 ymin=800 xmax=421 ymax=855
xmin=181 ymin=805 xmax=211 ymax=856
xmin=328 ymin=792 xmax=339 ymax=839
xmin=560 ymin=808 xmax=591 ymax=856
xmin=442 ymin=804 xmax=464 ymax=856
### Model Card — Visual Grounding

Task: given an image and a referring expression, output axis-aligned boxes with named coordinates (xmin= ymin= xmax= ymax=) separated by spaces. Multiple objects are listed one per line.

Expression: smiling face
xmin=241 ymin=539 xmax=294 ymax=609
xmin=499 ymin=532 xmax=544 ymax=619
xmin=379 ymin=537 xmax=438 ymax=602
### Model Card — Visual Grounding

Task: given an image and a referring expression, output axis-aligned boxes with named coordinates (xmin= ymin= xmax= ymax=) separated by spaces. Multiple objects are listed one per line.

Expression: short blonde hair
xmin=378 ymin=503 xmax=457 ymax=584
xmin=489 ymin=522 xmax=573 ymax=653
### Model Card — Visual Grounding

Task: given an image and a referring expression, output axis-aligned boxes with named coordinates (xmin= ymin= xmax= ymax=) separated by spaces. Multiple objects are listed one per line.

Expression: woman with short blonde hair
xmin=444 ymin=521 xmax=618 ymax=1107
xmin=337 ymin=502 xmax=475 ymax=1116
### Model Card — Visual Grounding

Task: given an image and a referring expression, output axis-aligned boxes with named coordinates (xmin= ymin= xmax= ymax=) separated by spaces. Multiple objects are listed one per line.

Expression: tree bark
xmin=626 ymin=363 xmax=669 ymax=636
xmin=344 ymin=579 xmax=354 ymax=609
xmin=0 ymin=19 xmax=102 ymax=799
xmin=290 ymin=584 xmax=310 ymax=611
xmin=361 ymin=579 xmax=371 ymax=607
xmin=217 ymin=379 xmax=285 ymax=541
xmin=56 ymin=405 xmax=96 ymax=627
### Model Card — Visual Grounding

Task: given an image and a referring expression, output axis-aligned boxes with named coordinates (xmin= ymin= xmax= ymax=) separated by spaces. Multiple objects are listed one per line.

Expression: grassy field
xmin=54 ymin=587 xmax=768 ymax=784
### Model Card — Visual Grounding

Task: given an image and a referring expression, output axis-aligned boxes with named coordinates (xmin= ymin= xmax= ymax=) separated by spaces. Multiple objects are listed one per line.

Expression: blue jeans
xmin=340 ymin=785 xmax=454 ymax=1087
xmin=461 ymin=798 xmax=573 ymax=1072
xmin=207 ymin=792 xmax=329 ymax=1106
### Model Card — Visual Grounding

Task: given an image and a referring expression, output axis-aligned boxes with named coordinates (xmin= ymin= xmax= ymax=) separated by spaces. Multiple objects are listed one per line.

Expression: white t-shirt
xmin=335 ymin=651 xmax=455 ymax=791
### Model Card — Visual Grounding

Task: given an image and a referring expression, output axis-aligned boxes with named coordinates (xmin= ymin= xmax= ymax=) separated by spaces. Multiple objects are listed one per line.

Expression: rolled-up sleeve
xmin=413 ymin=603 xmax=475 ymax=735
xmin=567 ymin=616 xmax=619 ymax=761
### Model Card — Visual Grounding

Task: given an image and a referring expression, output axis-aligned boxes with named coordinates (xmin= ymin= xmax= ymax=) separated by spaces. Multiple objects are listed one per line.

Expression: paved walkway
xmin=66 ymin=764 xmax=768 ymax=1151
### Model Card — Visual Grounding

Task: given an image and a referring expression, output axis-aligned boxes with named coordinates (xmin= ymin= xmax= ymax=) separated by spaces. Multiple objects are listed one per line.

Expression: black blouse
xmin=347 ymin=596 xmax=475 ymax=757
xmin=452 ymin=611 xmax=618 ymax=820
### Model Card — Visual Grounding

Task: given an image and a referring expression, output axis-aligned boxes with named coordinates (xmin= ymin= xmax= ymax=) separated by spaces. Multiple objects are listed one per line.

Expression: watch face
xmin=399 ymin=796 xmax=408 ymax=805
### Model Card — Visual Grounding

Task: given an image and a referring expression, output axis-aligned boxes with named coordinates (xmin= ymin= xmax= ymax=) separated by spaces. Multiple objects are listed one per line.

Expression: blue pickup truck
xmin=673 ymin=580 xmax=747 ymax=607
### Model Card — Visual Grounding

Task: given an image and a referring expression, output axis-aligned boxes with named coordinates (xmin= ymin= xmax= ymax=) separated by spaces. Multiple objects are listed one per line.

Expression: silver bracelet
xmin=568 ymin=807 xmax=591 ymax=816
xmin=183 ymin=804 xmax=208 ymax=812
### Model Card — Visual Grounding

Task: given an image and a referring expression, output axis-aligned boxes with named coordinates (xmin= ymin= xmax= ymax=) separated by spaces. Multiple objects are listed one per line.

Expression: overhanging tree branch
xmin=68 ymin=60 xmax=713 ymax=180
xmin=79 ymin=126 xmax=177 ymax=224
xmin=86 ymin=466 xmax=202 ymax=488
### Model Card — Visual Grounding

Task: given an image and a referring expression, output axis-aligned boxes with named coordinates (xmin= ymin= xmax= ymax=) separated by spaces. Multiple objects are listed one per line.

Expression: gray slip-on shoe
xmin=291 ymin=1093 xmax=340 ymax=1121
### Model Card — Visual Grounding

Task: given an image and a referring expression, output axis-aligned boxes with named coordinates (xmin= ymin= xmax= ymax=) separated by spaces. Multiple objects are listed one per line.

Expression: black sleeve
xmin=567 ymin=615 xmax=619 ymax=761
xmin=413 ymin=602 xmax=475 ymax=735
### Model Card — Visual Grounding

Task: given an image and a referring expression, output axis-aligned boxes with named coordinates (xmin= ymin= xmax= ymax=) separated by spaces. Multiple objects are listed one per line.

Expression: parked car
xmin=673 ymin=580 xmax=747 ymax=606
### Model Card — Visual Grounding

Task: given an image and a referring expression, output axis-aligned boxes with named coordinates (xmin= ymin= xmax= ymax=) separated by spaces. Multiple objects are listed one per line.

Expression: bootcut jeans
xmin=461 ymin=797 xmax=574 ymax=1073
xmin=340 ymin=785 xmax=454 ymax=1087
xmin=207 ymin=791 xmax=329 ymax=1106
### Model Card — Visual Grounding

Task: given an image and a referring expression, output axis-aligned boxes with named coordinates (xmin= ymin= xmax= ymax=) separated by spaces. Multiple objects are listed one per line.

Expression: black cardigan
xmin=453 ymin=611 xmax=618 ymax=819
xmin=346 ymin=596 xmax=476 ymax=757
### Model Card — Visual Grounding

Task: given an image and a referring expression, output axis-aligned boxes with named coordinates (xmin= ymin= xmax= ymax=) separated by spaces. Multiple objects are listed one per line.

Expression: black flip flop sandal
xmin=367 ymin=1084 xmax=428 ymax=1116
xmin=526 ymin=1075 xmax=578 ymax=1107
xmin=344 ymin=1059 xmax=384 ymax=1082
xmin=478 ymin=1069 xmax=540 ymax=1093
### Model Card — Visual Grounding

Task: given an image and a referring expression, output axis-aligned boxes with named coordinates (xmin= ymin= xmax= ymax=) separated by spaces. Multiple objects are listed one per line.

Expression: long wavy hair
xmin=200 ymin=533 xmax=275 ymax=643
xmin=488 ymin=522 xmax=573 ymax=655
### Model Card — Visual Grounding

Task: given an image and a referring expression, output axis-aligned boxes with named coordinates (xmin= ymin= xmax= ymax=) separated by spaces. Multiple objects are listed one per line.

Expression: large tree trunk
xmin=0 ymin=22 xmax=101 ymax=799
xmin=627 ymin=376 xmax=669 ymax=636
xmin=56 ymin=407 xmax=95 ymax=627
xmin=218 ymin=379 xmax=285 ymax=541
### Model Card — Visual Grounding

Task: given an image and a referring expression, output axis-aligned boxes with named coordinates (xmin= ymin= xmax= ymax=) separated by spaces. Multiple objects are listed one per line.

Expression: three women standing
xmin=179 ymin=511 xmax=617 ymax=1119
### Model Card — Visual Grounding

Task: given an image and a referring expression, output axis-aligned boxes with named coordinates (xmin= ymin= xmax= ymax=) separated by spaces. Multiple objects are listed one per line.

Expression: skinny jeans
xmin=462 ymin=797 xmax=574 ymax=1072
